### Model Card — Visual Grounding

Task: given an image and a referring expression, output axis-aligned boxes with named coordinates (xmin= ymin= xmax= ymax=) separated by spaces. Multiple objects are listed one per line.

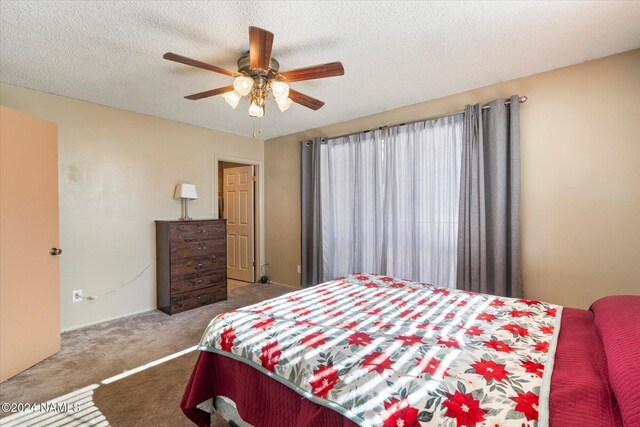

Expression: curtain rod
xmin=315 ymin=96 xmax=527 ymax=143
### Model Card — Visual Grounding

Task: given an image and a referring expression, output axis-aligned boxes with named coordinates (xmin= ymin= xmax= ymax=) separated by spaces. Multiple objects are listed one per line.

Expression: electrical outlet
xmin=72 ymin=289 xmax=82 ymax=303
xmin=297 ymin=265 xmax=301 ymax=274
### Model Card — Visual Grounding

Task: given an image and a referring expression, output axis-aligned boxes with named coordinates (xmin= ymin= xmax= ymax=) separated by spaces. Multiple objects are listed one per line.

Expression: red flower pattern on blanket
xmin=521 ymin=360 xmax=545 ymax=378
xmin=471 ymin=358 xmax=509 ymax=382
xmin=381 ymin=398 xmax=420 ymax=427
xmin=442 ymin=391 xmax=487 ymax=427
xmin=510 ymin=391 xmax=540 ymax=421
xmin=309 ymin=363 xmax=340 ymax=398
xmin=259 ymin=341 xmax=281 ymax=372
xmin=219 ymin=327 xmax=235 ymax=352
xmin=202 ymin=273 xmax=562 ymax=427
xmin=461 ymin=326 xmax=484 ymax=336
xmin=338 ymin=320 xmax=359 ymax=329
xmin=292 ymin=307 xmax=311 ymax=316
xmin=362 ymin=351 xmax=393 ymax=375
xmin=485 ymin=340 xmax=514 ymax=353
xmin=300 ymin=332 xmax=326 ymax=349
xmin=253 ymin=317 xmax=276 ymax=330
xmin=476 ymin=313 xmax=496 ymax=322
xmin=535 ymin=341 xmax=550 ymax=353
xmin=395 ymin=334 xmax=423 ymax=347
xmin=503 ymin=323 xmax=529 ymax=337
xmin=540 ymin=325 xmax=554 ymax=335
xmin=347 ymin=332 xmax=372 ymax=346
xmin=438 ymin=336 xmax=460 ymax=348
xmin=511 ymin=310 xmax=534 ymax=318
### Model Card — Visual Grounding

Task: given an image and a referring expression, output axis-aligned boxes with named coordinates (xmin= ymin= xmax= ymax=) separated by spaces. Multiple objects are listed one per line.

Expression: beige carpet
xmin=0 ymin=281 xmax=294 ymax=426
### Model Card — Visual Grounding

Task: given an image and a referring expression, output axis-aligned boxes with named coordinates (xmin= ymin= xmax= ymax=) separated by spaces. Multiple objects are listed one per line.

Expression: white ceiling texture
xmin=1 ymin=1 xmax=639 ymax=139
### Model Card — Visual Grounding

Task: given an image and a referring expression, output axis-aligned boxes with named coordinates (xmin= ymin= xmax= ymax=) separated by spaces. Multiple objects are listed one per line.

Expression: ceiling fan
xmin=163 ymin=26 xmax=344 ymax=117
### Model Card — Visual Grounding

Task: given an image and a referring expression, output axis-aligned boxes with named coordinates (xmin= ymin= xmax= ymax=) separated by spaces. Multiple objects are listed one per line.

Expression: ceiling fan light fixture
xmin=276 ymin=96 xmax=293 ymax=112
xmin=223 ymin=91 xmax=241 ymax=109
xmin=164 ymin=26 xmax=344 ymax=119
xmin=233 ymin=76 xmax=254 ymax=96
xmin=271 ymin=81 xmax=289 ymax=100
xmin=248 ymin=100 xmax=264 ymax=117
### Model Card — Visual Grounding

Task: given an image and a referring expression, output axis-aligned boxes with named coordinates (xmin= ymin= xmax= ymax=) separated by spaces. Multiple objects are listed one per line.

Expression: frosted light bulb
xmin=270 ymin=81 xmax=289 ymax=100
xmin=223 ymin=91 xmax=241 ymax=109
xmin=248 ymin=100 xmax=264 ymax=117
xmin=276 ymin=97 xmax=293 ymax=112
xmin=233 ymin=76 xmax=254 ymax=96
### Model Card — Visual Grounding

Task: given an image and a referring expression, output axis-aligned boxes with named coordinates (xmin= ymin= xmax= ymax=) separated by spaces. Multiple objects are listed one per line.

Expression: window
xmin=320 ymin=114 xmax=463 ymax=287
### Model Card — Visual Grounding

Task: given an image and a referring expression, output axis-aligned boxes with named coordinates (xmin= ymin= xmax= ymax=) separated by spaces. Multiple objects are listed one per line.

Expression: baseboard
xmin=268 ymin=281 xmax=300 ymax=290
xmin=61 ymin=307 xmax=156 ymax=333
xmin=62 ymin=282 xmax=300 ymax=332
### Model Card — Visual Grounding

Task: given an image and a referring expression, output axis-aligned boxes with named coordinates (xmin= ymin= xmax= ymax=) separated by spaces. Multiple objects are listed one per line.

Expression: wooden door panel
xmin=223 ymin=165 xmax=255 ymax=282
xmin=227 ymin=234 xmax=237 ymax=268
xmin=226 ymin=191 xmax=236 ymax=224
xmin=0 ymin=106 xmax=60 ymax=381
xmin=239 ymin=235 xmax=249 ymax=269
xmin=239 ymin=190 xmax=249 ymax=225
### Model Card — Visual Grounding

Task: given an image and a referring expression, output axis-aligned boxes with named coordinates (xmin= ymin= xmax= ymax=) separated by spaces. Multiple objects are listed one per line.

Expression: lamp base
xmin=180 ymin=199 xmax=194 ymax=221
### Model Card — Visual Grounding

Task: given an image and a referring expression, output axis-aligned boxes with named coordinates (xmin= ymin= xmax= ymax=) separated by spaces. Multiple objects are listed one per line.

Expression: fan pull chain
xmin=252 ymin=117 xmax=263 ymax=139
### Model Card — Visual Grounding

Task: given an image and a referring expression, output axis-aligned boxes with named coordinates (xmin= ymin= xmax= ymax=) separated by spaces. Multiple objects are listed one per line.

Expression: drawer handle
xmin=197 ymin=228 xmax=208 ymax=234
xmin=197 ymin=295 xmax=211 ymax=302
xmin=197 ymin=242 xmax=208 ymax=250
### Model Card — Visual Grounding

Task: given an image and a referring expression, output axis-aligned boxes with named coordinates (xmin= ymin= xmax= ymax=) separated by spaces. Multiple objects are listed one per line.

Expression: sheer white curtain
xmin=321 ymin=130 xmax=385 ymax=279
xmin=321 ymin=114 xmax=463 ymax=287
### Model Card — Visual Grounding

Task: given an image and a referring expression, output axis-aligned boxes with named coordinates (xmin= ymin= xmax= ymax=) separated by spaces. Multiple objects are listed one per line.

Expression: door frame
xmin=213 ymin=155 xmax=264 ymax=282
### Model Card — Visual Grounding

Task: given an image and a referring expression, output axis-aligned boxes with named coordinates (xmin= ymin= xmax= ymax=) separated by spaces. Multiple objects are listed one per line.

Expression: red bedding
xmin=182 ymin=295 xmax=639 ymax=427
xmin=548 ymin=307 xmax=621 ymax=426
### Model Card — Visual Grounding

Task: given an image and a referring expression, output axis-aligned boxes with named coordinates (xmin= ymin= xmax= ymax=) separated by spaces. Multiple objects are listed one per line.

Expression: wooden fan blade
xmin=249 ymin=26 xmax=274 ymax=71
xmin=279 ymin=62 xmax=344 ymax=83
xmin=184 ymin=85 xmax=234 ymax=100
xmin=288 ymin=89 xmax=325 ymax=110
xmin=163 ymin=52 xmax=235 ymax=77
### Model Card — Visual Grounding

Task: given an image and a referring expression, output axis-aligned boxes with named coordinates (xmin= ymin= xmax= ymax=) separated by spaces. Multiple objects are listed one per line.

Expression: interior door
xmin=0 ymin=106 xmax=61 ymax=382
xmin=223 ymin=165 xmax=255 ymax=282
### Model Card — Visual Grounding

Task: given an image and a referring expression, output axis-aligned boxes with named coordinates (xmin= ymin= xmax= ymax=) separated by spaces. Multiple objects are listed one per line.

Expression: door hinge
xmin=252 ymin=261 xmax=256 ymax=267
xmin=252 ymin=175 xmax=257 ymax=182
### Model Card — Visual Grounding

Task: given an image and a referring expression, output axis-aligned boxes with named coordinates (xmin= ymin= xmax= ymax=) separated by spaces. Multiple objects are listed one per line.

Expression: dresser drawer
xmin=156 ymin=219 xmax=227 ymax=315
xmin=170 ymin=239 xmax=225 ymax=260
xmin=170 ymin=222 xmax=225 ymax=242
xmin=170 ymin=256 xmax=224 ymax=277
xmin=170 ymin=284 xmax=227 ymax=314
xmin=171 ymin=272 xmax=226 ymax=294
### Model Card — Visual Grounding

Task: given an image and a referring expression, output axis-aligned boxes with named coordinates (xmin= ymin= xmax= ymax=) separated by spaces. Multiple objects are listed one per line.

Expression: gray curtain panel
xmin=456 ymin=95 xmax=522 ymax=297
xmin=300 ymin=138 xmax=324 ymax=287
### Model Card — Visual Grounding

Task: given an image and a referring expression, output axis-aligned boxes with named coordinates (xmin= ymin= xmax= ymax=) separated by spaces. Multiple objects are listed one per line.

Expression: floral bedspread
xmin=198 ymin=274 xmax=562 ymax=427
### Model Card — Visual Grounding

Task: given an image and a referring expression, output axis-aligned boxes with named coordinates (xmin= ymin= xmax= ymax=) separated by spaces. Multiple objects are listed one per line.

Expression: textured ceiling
xmin=1 ymin=1 xmax=639 ymax=140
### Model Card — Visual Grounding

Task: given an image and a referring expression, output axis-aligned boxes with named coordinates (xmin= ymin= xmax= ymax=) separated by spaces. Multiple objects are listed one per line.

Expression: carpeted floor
xmin=0 ymin=280 xmax=294 ymax=426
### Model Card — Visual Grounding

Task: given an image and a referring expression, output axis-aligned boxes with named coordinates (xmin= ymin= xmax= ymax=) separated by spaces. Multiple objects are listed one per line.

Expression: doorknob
xmin=49 ymin=248 xmax=62 ymax=256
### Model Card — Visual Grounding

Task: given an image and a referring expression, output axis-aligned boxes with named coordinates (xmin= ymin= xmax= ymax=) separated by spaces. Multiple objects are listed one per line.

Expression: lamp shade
xmin=174 ymin=183 xmax=198 ymax=200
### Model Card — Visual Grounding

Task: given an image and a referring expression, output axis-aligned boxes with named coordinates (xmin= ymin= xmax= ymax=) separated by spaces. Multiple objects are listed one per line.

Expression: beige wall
xmin=265 ymin=49 xmax=640 ymax=309
xmin=0 ymin=83 xmax=264 ymax=330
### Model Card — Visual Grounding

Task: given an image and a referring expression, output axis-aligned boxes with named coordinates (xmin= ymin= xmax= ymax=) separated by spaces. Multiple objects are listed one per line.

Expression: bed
xmin=181 ymin=273 xmax=639 ymax=427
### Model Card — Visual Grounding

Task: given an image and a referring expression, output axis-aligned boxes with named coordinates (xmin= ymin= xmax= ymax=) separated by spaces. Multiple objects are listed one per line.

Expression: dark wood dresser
xmin=155 ymin=219 xmax=227 ymax=315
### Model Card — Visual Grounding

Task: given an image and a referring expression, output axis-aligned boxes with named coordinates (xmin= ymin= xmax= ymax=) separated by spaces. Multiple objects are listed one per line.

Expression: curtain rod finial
xmin=519 ymin=96 xmax=528 ymax=103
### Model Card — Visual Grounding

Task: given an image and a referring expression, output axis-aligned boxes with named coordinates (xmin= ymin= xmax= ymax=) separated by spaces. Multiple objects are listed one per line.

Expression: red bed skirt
xmin=182 ymin=307 xmax=623 ymax=426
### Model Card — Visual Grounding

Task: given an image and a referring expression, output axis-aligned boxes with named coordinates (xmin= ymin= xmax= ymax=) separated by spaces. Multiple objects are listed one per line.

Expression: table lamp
xmin=174 ymin=183 xmax=198 ymax=220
